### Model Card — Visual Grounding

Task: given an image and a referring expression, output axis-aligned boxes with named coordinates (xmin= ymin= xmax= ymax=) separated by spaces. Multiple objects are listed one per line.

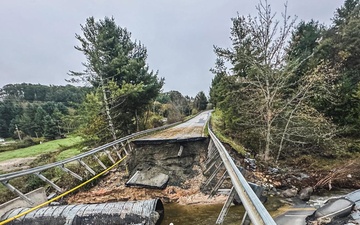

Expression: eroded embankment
xmin=67 ymin=140 xmax=228 ymax=205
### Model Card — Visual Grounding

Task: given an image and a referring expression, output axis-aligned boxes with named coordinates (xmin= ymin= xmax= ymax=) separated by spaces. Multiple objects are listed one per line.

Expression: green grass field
xmin=55 ymin=148 xmax=82 ymax=161
xmin=0 ymin=136 xmax=83 ymax=162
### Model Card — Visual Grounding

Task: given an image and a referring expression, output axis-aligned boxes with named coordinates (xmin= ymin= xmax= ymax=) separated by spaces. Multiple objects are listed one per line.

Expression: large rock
xmin=281 ymin=187 xmax=298 ymax=198
xmin=299 ymin=186 xmax=313 ymax=201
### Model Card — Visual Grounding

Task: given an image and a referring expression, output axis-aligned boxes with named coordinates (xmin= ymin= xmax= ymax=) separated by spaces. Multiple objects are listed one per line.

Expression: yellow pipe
xmin=0 ymin=156 xmax=127 ymax=225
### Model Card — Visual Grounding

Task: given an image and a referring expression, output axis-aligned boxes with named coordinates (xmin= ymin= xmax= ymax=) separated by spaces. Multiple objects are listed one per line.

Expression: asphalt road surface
xmin=134 ymin=110 xmax=211 ymax=143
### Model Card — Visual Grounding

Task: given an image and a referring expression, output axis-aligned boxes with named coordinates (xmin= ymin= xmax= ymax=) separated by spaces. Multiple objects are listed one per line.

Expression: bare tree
xmin=213 ymin=1 xmax=337 ymax=161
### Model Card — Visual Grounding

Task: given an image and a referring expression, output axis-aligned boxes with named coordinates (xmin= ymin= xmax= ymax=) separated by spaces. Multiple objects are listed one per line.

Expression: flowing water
xmin=161 ymin=196 xmax=284 ymax=225
xmin=161 ymin=203 xmax=244 ymax=225
xmin=160 ymin=190 xmax=355 ymax=225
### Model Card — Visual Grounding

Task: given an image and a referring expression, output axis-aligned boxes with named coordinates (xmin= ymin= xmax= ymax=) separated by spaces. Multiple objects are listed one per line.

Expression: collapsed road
xmin=0 ymin=111 xmax=217 ymax=225
xmin=127 ymin=110 xmax=211 ymax=189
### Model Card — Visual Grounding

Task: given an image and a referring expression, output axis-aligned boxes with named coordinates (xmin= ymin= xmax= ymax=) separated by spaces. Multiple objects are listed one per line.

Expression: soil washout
xmin=68 ymin=140 xmax=228 ymax=205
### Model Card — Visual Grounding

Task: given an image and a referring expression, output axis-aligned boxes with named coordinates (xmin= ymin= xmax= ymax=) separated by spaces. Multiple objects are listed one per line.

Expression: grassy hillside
xmin=0 ymin=136 xmax=83 ymax=162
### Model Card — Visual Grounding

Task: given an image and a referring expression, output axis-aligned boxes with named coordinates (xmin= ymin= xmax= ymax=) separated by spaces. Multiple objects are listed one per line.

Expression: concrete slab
xmin=126 ymin=171 xmax=169 ymax=189
xmin=0 ymin=187 xmax=47 ymax=216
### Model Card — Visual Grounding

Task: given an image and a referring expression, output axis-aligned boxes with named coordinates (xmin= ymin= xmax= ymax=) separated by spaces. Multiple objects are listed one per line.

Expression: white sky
xmin=0 ymin=0 xmax=344 ymax=97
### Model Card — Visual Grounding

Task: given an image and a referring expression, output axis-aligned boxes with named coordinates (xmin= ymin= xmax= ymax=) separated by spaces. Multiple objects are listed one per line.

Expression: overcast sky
xmin=0 ymin=0 xmax=344 ymax=97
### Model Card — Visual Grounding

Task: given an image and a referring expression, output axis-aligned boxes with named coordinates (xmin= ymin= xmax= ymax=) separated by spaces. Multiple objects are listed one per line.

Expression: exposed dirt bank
xmin=67 ymin=140 xmax=229 ymax=205
xmin=67 ymin=166 xmax=228 ymax=205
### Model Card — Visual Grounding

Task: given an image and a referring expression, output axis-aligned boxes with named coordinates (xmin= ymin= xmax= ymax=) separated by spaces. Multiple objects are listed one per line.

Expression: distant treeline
xmin=0 ymin=83 xmax=92 ymax=139
xmin=0 ymin=83 xmax=93 ymax=106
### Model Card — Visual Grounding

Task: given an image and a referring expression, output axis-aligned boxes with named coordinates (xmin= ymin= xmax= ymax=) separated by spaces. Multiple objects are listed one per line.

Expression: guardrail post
xmin=208 ymin=139 xmax=215 ymax=157
xmin=78 ymin=159 xmax=96 ymax=176
xmin=93 ymin=155 xmax=107 ymax=170
xmin=121 ymin=142 xmax=129 ymax=155
xmin=126 ymin=141 xmax=133 ymax=152
xmin=1 ymin=181 xmax=34 ymax=205
xmin=209 ymin=171 xmax=228 ymax=198
xmin=204 ymin=162 xmax=224 ymax=187
xmin=204 ymin=157 xmax=220 ymax=175
xmin=216 ymin=186 xmax=236 ymax=224
xmin=105 ymin=150 xmax=116 ymax=164
xmin=58 ymin=165 xmax=83 ymax=181
xmin=36 ymin=173 xmax=63 ymax=193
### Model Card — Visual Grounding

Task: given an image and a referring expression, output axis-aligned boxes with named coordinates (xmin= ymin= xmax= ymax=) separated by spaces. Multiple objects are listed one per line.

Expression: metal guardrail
xmin=0 ymin=122 xmax=179 ymax=182
xmin=208 ymin=128 xmax=277 ymax=225
xmin=1 ymin=113 xmax=276 ymax=224
xmin=0 ymin=122 xmax=180 ymax=204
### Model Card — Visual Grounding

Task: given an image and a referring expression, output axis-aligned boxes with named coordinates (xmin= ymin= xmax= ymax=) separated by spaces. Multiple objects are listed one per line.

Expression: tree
xmin=0 ymin=100 xmax=21 ymax=138
xmin=314 ymin=0 xmax=360 ymax=136
xmin=43 ymin=115 xmax=58 ymax=140
xmin=287 ymin=20 xmax=325 ymax=80
xmin=33 ymin=106 xmax=48 ymax=137
xmin=68 ymin=17 xmax=163 ymax=141
xmin=209 ymin=58 xmax=227 ymax=108
xmin=211 ymin=0 xmax=336 ymax=161
xmin=194 ymin=91 xmax=208 ymax=111
xmin=333 ymin=0 xmax=359 ymax=27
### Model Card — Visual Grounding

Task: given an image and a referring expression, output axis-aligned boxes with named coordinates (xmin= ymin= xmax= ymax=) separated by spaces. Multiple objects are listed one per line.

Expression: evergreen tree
xmin=315 ymin=0 xmax=360 ymax=135
xmin=68 ymin=17 xmax=163 ymax=141
xmin=43 ymin=115 xmax=58 ymax=140
xmin=194 ymin=91 xmax=208 ymax=111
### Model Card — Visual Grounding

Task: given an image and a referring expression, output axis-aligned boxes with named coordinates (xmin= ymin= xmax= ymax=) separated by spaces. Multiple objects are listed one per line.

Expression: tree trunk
xmin=264 ymin=118 xmax=272 ymax=161
xmin=100 ymin=76 xmax=117 ymax=141
xmin=135 ymin=109 xmax=139 ymax=132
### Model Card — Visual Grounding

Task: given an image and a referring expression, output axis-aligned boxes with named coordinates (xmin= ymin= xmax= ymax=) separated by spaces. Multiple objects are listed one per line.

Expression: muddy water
xmin=161 ymin=203 xmax=245 ymax=225
xmin=161 ymin=196 xmax=283 ymax=225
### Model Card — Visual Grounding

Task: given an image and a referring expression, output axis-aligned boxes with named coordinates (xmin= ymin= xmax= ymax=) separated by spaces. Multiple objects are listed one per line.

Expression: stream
xmin=161 ymin=196 xmax=283 ymax=225
xmin=160 ymin=190 xmax=355 ymax=225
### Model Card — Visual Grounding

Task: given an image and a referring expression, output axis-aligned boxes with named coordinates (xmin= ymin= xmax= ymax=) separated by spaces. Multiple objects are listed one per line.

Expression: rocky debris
xmin=268 ymin=167 xmax=280 ymax=174
xmin=299 ymin=186 xmax=314 ymax=201
xmin=244 ymin=155 xmax=257 ymax=171
xmin=281 ymin=187 xmax=298 ymax=198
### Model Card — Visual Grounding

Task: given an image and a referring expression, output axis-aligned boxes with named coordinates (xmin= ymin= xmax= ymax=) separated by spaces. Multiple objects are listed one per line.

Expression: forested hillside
xmin=0 ymin=83 xmax=92 ymax=139
xmin=0 ymin=82 xmax=207 ymax=145
xmin=210 ymin=0 xmax=360 ymax=162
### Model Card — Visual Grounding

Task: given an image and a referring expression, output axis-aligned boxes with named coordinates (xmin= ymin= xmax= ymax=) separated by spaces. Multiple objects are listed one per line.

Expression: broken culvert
xmin=1 ymin=199 xmax=164 ymax=225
